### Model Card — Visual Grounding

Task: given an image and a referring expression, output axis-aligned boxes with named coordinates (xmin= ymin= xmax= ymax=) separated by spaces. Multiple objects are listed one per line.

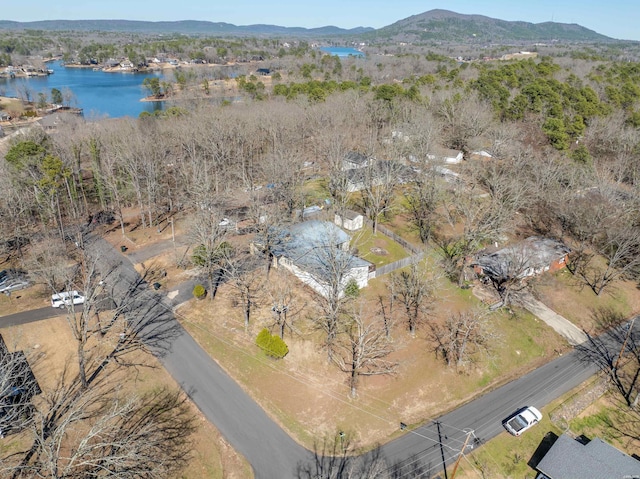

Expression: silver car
xmin=0 ymin=278 xmax=30 ymax=294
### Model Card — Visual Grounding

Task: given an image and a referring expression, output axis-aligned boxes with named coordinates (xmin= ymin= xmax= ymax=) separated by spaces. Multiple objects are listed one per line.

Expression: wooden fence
xmin=375 ymin=253 xmax=424 ymax=276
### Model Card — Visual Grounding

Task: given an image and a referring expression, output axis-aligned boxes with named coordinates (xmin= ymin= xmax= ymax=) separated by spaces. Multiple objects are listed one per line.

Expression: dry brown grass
xmin=534 ymin=267 xmax=640 ymax=332
xmin=0 ymin=314 xmax=251 ymax=479
xmin=177 ymin=269 xmax=566 ymax=452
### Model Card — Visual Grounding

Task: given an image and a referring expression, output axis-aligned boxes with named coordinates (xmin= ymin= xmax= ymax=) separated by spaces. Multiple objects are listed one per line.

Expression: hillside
xmin=0 ymin=19 xmax=373 ymax=36
xmin=0 ymin=9 xmax=616 ymax=43
xmin=365 ymin=9 xmax=613 ymax=44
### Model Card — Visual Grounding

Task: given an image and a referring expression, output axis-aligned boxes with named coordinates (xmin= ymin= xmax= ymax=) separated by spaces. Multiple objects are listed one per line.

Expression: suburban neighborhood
xmin=1 ymin=6 xmax=640 ymax=479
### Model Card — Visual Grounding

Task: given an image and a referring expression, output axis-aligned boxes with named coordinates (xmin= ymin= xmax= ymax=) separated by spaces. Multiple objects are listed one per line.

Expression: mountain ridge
xmin=0 ymin=10 xmax=619 ymax=42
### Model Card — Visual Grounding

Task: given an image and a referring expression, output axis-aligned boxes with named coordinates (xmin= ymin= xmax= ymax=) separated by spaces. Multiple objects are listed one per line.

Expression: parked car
xmin=51 ymin=291 xmax=85 ymax=308
xmin=0 ymin=278 xmax=30 ymax=294
xmin=502 ymin=406 xmax=542 ymax=436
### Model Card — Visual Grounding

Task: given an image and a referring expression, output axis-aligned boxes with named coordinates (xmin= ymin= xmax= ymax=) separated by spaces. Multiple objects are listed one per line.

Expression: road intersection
xmin=0 ymin=234 xmax=625 ymax=478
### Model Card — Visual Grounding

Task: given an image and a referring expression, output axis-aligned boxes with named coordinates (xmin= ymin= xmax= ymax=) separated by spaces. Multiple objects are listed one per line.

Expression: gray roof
xmin=473 ymin=237 xmax=570 ymax=280
xmin=279 ymin=221 xmax=349 ymax=252
xmin=536 ymin=434 xmax=640 ymax=479
xmin=275 ymin=221 xmax=370 ymax=280
xmin=344 ymin=151 xmax=370 ymax=166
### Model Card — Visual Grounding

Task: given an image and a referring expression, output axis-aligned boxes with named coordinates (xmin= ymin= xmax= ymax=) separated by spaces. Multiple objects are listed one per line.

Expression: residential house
xmin=342 ymin=151 xmax=373 ymax=170
xmin=427 ymin=147 xmax=464 ymax=164
xmin=0 ymin=334 xmax=41 ymax=438
xmin=469 ymin=150 xmax=494 ymax=161
xmin=535 ymin=434 xmax=640 ymax=479
xmin=267 ymin=221 xmax=373 ymax=297
xmin=345 ymin=159 xmax=411 ymax=192
xmin=471 ymin=237 xmax=570 ymax=282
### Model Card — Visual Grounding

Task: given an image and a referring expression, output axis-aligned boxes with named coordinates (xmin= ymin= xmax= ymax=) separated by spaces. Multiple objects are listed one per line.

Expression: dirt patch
xmin=370 ymin=246 xmax=388 ymax=255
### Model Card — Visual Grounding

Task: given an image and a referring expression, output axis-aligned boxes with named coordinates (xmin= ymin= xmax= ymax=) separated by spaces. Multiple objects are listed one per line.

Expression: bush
xmin=344 ymin=278 xmax=360 ymax=298
xmin=192 ymin=284 xmax=206 ymax=299
xmin=255 ymin=328 xmax=289 ymax=359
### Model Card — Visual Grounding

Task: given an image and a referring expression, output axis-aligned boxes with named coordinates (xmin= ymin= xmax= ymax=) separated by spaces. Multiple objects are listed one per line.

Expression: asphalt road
xmin=2 ymin=233 xmax=632 ymax=478
xmin=381 ymin=349 xmax=599 ymax=476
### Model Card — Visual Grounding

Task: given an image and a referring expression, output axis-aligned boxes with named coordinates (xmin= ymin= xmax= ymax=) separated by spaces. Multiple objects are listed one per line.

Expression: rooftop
xmin=536 ymin=434 xmax=640 ymax=479
xmin=473 ymin=237 xmax=570 ymax=280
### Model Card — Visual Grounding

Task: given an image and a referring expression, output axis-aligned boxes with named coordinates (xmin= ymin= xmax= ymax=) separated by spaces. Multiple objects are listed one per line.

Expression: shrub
xmin=344 ymin=278 xmax=360 ymax=298
xmin=255 ymin=328 xmax=289 ymax=359
xmin=192 ymin=284 xmax=206 ymax=299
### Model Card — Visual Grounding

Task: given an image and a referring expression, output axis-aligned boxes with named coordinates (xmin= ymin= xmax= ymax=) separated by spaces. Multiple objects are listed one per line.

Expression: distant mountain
xmin=0 ymin=10 xmax=615 ymax=43
xmin=365 ymin=9 xmax=613 ymax=43
xmin=0 ymin=19 xmax=373 ymax=36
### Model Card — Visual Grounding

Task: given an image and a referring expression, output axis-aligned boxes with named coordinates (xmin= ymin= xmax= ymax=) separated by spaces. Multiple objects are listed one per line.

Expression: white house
xmin=427 ymin=147 xmax=464 ymax=164
xmin=268 ymin=221 xmax=373 ymax=297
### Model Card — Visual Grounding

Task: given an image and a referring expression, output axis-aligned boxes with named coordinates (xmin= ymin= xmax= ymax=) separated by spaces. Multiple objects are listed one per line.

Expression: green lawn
xmin=351 ymin=226 xmax=410 ymax=267
xmin=458 ymin=410 xmax=563 ymax=478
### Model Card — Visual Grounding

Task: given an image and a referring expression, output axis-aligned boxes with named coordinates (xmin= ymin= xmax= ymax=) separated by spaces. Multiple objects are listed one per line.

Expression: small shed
xmin=334 ymin=211 xmax=363 ymax=231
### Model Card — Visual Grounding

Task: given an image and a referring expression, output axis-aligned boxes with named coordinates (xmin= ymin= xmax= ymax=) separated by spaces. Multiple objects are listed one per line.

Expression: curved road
xmin=1 ymin=234 xmax=626 ymax=478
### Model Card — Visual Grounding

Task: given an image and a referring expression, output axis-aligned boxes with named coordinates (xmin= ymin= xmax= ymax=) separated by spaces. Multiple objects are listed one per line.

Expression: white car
xmin=502 ymin=406 xmax=542 ymax=436
xmin=51 ymin=291 xmax=86 ymax=308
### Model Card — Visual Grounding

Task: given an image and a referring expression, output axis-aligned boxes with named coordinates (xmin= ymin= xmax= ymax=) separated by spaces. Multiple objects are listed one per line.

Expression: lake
xmin=0 ymin=61 xmax=165 ymax=119
xmin=319 ymin=47 xmax=365 ymax=58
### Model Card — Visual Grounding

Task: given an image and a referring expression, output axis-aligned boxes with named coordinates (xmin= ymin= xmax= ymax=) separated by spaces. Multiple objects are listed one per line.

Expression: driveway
xmin=516 ymin=292 xmax=589 ymax=346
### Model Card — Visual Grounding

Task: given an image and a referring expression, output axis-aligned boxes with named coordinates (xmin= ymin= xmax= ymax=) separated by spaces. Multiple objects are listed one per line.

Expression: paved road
xmin=381 ymin=349 xmax=599 ymax=475
xmin=0 ymin=304 xmax=62 ymax=328
xmin=2 ymin=234 xmax=632 ymax=478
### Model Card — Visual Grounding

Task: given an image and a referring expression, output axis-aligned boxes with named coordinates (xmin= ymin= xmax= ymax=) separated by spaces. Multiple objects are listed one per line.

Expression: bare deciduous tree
xmin=430 ymin=309 xmax=498 ymax=370
xmin=267 ymin=270 xmax=301 ymax=339
xmin=404 ymin=166 xmax=442 ymax=244
xmin=569 ymin=225 xmax=640 ymax=296
xmin=332 ymin=306 xmax=397 ymax=398
xmin=0 ymin=341 xmax=41 ymax=439
xmin=577 ymin=307 xmax=640 ymax=408
xmin=387 ymin=261 xmax=436 ymax=336
xmin=3 ymin=373 xmax=196 ymax=479
xmin=223 ymin=251 xmax=264 ymax=331
xmin=360 ymin=160 xmax=404 ymax=234
xmin=188 ymin=207 xmax=230 ymax=298
xmin=437 ymin=181 xmax=515 ymax=286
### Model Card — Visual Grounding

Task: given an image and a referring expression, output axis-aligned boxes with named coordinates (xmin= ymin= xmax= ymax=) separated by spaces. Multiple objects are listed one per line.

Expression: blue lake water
xmin=319 ymin=47 xmax=365 ymax=58
xmin=0 ymin=61 xmax=165 ymax=119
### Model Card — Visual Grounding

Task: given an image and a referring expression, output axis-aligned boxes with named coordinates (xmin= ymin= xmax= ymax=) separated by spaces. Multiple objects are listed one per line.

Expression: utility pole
xmin=435 ymin=421 xmax=449 ymax=479
xmin=450 ymin=430 xmax=474 ymax=479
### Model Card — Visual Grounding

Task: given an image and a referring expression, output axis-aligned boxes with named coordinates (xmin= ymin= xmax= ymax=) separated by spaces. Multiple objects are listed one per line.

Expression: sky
xmin=3 ymin=0 xmax=640 ymax=41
